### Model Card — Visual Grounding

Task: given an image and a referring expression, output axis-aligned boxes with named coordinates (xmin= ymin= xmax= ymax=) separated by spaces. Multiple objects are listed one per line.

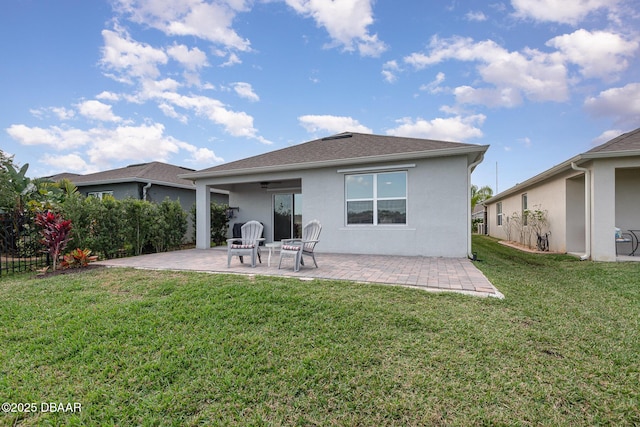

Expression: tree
xmin=471 ymin=185 xmax=493 ymax=211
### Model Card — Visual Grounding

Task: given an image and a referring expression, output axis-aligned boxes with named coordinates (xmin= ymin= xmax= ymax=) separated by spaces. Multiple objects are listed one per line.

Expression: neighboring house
xmin=181 ymin=132 xmax=489 ymax=258
xmin=47 ymin=162 xmax=229 ymax=241
xmin=472 ymin=204 xmax=486 ymax=234
xmin=484 ymin=128 xmax=640 ymax=261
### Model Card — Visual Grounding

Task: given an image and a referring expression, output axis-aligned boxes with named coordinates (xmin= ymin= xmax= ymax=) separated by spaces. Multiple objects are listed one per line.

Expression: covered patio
xmin=95 ymin=248 xmax=503 ymax=298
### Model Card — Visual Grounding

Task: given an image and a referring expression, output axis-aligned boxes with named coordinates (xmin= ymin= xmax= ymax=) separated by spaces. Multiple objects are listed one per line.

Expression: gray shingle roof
xmin=586 ymin=127 xmax=640 ymax=154
xmin=188 ymin=132 xmax=487 ymax=177
xmin=48 ymin=162 xmax=196 ymax=188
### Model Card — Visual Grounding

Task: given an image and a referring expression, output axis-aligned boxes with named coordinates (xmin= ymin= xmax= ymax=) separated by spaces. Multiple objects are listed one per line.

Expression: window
xmin=497 ymin=202 xmax=503 ymax=226
xmin=87 ymin=191 xmax=113 ymax=200
xmin=522 ymin=193 xmax=528 ymax=226
xmin=345 ymin=171 xmax=407 ymax=225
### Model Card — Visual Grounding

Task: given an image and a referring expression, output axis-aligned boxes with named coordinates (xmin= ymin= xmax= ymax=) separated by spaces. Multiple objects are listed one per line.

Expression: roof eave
xmin=485 ymin=154 xmax=584 ymax=204
xmin=180 ymin=145 xmax=489 ymax=181
xmin=582 ymin=149 xmax=640 ymax=160
xmin=486 ymin=148 xmax=640 ymax=204
xmin=73 ymin=178 xmax=195 ymax=190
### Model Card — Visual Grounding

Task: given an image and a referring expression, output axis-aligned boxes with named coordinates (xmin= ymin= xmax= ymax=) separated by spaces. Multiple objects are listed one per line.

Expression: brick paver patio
xmin=96 ymin=248 xmax=503 ymax=298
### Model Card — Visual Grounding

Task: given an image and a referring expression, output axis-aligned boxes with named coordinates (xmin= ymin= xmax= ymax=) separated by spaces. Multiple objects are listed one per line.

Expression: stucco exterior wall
xmin=486 ymin=155 xmax=640 ymax=261
xmin=486 ymin=169 xmax=585 ymax=253
xmin=196 ymin=155 xmax=472 ymax=257
xmin=590 ymin=158 xmax=640 ymax=261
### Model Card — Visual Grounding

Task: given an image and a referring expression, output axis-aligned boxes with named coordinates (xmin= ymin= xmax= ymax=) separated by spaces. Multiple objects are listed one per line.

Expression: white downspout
xmin=571 ymin=162 xmax=591 ymax=260
xmin=142 ymin=182 xmax=152 ymax=201
xmin=468 ymin=154 xmax=484 ymax=259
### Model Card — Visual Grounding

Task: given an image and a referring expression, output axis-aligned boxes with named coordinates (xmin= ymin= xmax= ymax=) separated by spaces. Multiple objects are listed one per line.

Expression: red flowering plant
xmin=35 ymin=210 xmax=73 ymax=271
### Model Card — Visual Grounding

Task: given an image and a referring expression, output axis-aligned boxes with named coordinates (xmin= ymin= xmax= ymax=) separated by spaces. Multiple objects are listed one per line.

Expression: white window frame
xmin=345 ymin=171 xmax=407 ymax=226
xmin=497 ymin=202 xmax=503 ymax=226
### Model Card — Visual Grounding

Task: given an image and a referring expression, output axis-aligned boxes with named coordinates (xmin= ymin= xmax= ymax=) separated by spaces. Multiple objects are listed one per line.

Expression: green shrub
xmin=150 ymin=198 xmax=187 ymax=252
xmin=190 ymin=202 xmax=230 ymax=246
xmin=122 ymin=198 xmax=155 ymax=255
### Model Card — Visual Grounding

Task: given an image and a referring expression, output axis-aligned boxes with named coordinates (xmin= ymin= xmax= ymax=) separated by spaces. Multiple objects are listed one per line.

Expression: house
xmin=47 ymin=162 xmax=229 ymax=240
xmin=484 ymin=128 xmax=640 ymax=261
xmin=472 ymin=204 xmax=486 ymax=234
xmin=181 ymin=132 xmax=489 ymax=258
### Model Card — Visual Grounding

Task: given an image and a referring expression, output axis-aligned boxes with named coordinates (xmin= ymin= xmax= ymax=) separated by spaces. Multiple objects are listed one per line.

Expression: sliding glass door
xmin=273 ymin=194 xmax=302 ymax=241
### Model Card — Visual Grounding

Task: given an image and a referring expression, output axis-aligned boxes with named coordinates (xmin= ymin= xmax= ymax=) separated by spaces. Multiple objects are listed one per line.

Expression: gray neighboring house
xmin=181 ymin=132 xmax=489 ymax=258
xmin=48 ymin=162 xmax=229 ymax=241
xmin=484 ymin=128 xmax=640 ymax=261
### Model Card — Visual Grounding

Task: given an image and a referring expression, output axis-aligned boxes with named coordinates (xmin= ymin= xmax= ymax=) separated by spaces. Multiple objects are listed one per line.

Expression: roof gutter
xmin=468 ymin=152 xmax=485 ymax=260
xmin=571 ymin=162 xmax=591 ymax=261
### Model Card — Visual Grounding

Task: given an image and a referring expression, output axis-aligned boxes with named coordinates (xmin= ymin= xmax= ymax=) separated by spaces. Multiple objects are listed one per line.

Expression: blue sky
xmin=1 ymin=0 xmax=639 ymax=192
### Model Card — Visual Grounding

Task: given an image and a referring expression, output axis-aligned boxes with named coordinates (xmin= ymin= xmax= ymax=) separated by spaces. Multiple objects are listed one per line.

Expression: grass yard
xmin=0 ymin=236 xmax=639 ymax=426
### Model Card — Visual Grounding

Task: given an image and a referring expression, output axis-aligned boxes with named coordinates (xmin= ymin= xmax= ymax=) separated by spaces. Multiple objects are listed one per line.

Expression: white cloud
xmin=96 ymin=91 xmax=121 ymax=101
xmin=405 ymin=36 xmax=569 ymax=107
xmin=547 ymin=29 xmax=638 ymax=80
xmin=158 ymin=103 xmax=189 ymax=123
xmin=180 ymin=144 xmax=224 ymax=164
xmin=285 ymin=0 xmax=386 ymax=57
xmin=584 ymin=82 xmax=640 ymax=125
xmin=100 ymin=27 xmax=168 ymax=82
xmin=41 ymin=153 xmax=97 ymax=174
xmin=77 ymin=100 xmax=123 ymax=122
xmin=6 ymin=121 xmax=219 ymax=169
xmin=220 ymin=52 xmax=242 ymax=67
xmin=232 ymin=82 xmax=259 ymax=102
xmin=453 ymin=86 xmax=523 ymax=108
xmin=420 ymin=72 xmax=446 ymax=94
xmin=386 ymin=115 xmax=486 ymax=142
xmin=158 ymin=92 xmax=269 ymax=142
xmin=466 ymin=11 xmax=487 ymax=21
xmin=29 ymin=107 xmax=75 ymax=120
xmin=51 ymin=107 xmax=76 ymax=120
xmin=167 ymin=43 xmax=209 ymax=70
xmin=6 ymin=124 xmax=91 ymax=148
xmin=96 ymin=23 xmax=268 ymax=143
xmin=298 ymin=115 xmax=372 ymax=134
xmin=382 ymin=60 xmax=400 ymax=83
xmin=511 ymin=0 xmax=617 ymax=25
xmin=85 ymin=123 xmax=187 ymax=164
xmin=114 ymin=0 xmax=251 ymax=51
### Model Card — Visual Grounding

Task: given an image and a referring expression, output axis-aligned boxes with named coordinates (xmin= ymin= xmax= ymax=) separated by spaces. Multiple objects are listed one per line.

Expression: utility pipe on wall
xmin=571 ymin=162 xmax=591 ymax=260
xmin=142 ymin=182 xmax=152 ymax=201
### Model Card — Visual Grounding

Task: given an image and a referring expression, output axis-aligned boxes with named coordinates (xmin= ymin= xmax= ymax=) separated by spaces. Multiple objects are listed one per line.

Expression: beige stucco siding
xmin=487 ymin=169 xmax=586 ymax=253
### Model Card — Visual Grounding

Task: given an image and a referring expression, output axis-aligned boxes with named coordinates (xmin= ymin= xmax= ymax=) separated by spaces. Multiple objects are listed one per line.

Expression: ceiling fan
xmin=259 ymin=181 xmax=281 ymax=189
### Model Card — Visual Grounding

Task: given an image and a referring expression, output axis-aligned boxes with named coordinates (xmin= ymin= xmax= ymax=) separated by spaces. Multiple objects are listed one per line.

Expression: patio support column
xmin=196 ymin=182 xmax=211 ymax=249
xmin=591 ymin=161 xmax=616 ymax=261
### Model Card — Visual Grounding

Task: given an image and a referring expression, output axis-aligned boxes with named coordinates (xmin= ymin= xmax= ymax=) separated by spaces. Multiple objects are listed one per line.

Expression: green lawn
xmin=1 ymin=236 xmax=639 ymax=426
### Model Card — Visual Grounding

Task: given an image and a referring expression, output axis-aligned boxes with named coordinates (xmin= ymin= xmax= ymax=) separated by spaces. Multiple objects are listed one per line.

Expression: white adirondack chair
xmin=227 ymin=221 xmax=264 ymax=267
xmin=278 ymin=220 xmax=321 ymax=272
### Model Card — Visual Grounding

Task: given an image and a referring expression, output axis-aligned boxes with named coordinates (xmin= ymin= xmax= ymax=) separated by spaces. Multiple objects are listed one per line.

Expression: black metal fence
xmin=0 ymin=216 xmax=50 ymax=276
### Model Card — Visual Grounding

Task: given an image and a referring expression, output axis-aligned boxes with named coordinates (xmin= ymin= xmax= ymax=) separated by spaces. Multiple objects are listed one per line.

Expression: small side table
xmin=265 ymin=242 xmax=282 ymax=267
